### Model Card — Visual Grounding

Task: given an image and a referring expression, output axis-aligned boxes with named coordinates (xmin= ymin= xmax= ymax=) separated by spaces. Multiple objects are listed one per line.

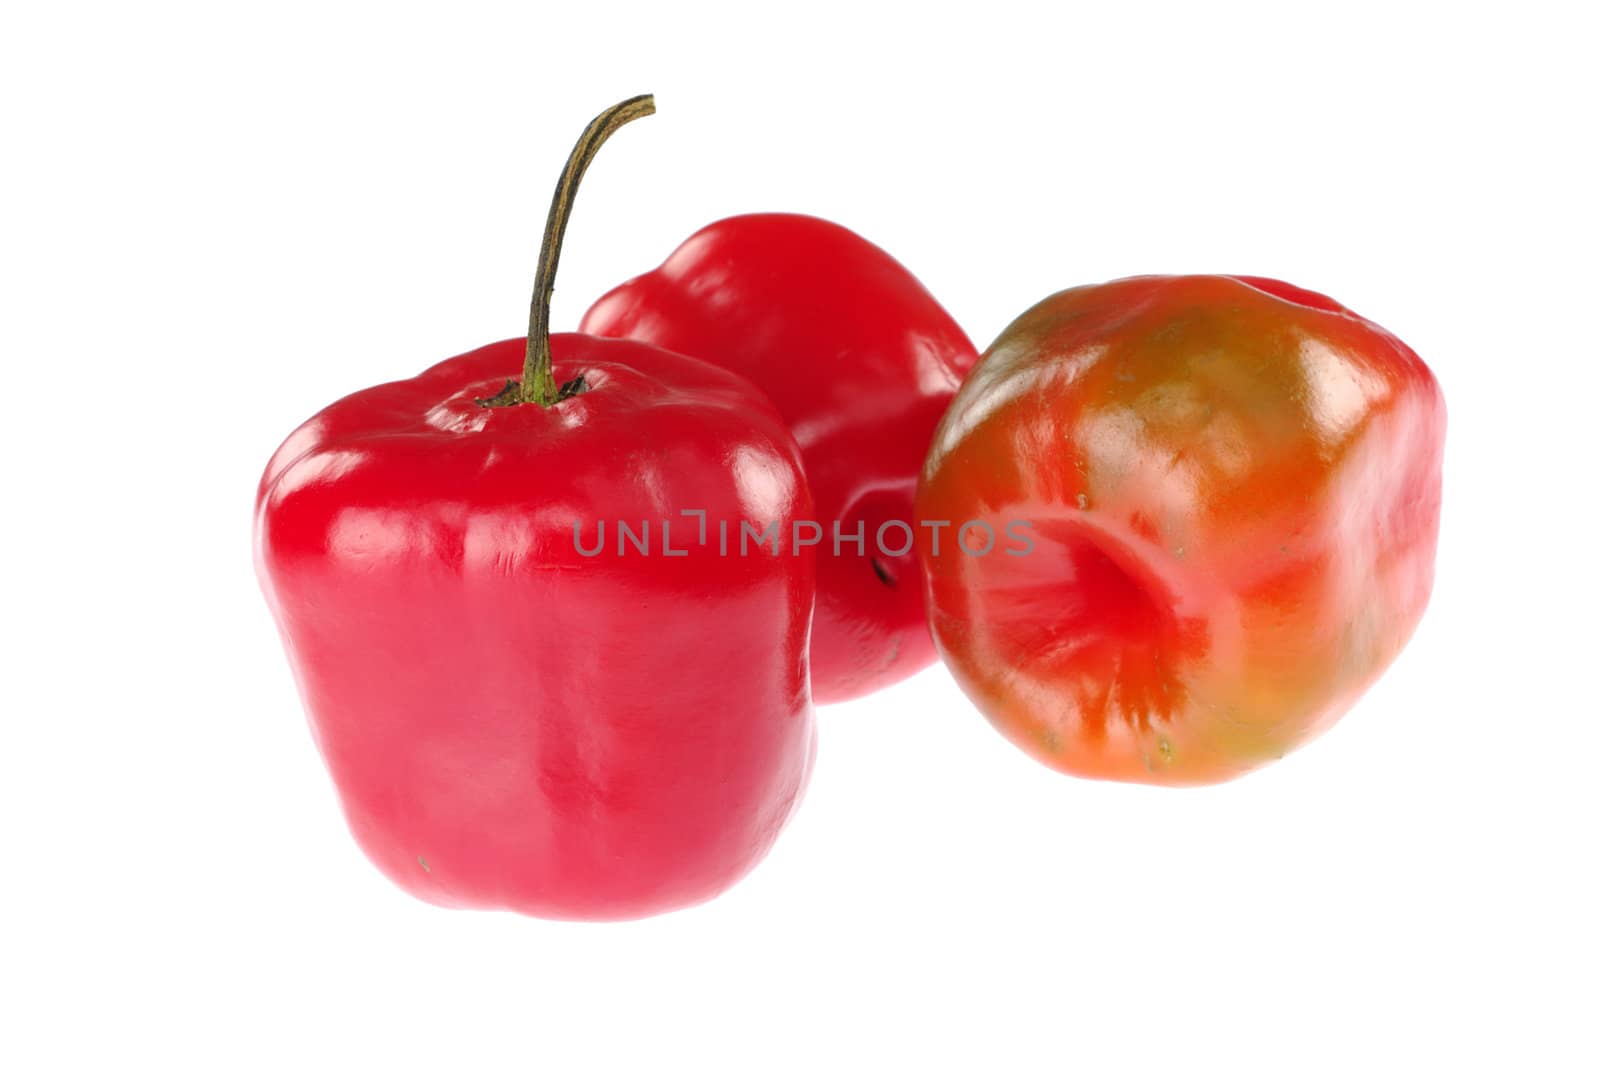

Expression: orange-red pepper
xmin=917 ymin=275 xmax=1445 ymax=784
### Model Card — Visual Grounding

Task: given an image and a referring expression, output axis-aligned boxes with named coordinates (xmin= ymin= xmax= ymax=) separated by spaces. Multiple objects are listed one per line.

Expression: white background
xmin=3 ymin=1 xmax=1596 ymax=1063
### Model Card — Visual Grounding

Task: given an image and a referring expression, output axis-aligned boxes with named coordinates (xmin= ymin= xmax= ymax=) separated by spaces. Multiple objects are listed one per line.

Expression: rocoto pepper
xmin=916 ymin=275 xmax=1445 ymax=785
xmin=255 ymin=97 xmax=817 ymax=918
xmin=582 ymin=214 xmax=978 ymax=702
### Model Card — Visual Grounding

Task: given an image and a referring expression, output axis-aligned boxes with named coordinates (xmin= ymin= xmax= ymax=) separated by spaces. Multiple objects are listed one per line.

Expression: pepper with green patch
xmin=916 ymin=275 xmax=1445 ymax=784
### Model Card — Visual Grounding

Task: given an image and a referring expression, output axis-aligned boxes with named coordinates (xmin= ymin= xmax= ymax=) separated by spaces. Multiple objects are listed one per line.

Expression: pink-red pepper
xmin=583 ymin=214 xmax=978 ymax=702
xmin=255 ymin=97 xmax=816 ymax=918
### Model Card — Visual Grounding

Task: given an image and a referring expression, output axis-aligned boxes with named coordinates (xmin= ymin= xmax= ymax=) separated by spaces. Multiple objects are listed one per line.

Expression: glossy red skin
xmin=916 ymin=276 xmax=1445 ymax=785
xmin=581 ymin=214 xmax=979 ymax=703
xmin=255 ymin=335 xmax=816 ymax=919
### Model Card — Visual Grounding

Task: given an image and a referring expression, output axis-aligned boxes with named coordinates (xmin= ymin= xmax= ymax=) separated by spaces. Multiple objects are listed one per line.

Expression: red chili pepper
xmin=916 ymin=275 xmax=1445 ymax=785
xmin=254 ymin=97 xmax=817 ymax=918
xmin=582 ymin=214 xmax=978 ymax=702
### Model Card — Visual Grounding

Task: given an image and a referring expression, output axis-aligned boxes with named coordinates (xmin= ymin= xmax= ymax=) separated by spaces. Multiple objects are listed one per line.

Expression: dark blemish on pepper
xmin=475 ymin=379 xmax=522 ymax=407
xmin=417 ymin=856 xmax=431 ymax=873
xmin=870 ymin=556 xmax=897 ymax=588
